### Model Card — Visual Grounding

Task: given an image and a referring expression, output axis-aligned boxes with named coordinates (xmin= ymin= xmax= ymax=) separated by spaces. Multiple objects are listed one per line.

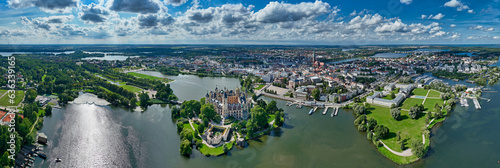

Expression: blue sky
xmin=0 ymin=0 xmax=498 ymax=44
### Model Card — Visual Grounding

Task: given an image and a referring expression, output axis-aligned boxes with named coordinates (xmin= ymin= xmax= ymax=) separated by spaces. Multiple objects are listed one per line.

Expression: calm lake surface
xmin=34 ymin=72 xmax=500 ymax=167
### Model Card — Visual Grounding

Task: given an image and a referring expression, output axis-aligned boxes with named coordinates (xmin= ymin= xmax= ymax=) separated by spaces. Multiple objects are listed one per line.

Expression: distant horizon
xmin=0 ymin=0 xmax=498 ymax=44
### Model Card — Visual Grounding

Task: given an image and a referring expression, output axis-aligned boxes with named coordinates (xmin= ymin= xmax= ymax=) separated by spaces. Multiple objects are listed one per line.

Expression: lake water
xmin=81 ymin=55 xmax=140 ymax=61
xmin=371 ymin=53 xmax=408 ymax=58
xmin=0 ymin=51 xmax=75 ymax=56
xmin=34 ymin=72 xmax=500 ymax=167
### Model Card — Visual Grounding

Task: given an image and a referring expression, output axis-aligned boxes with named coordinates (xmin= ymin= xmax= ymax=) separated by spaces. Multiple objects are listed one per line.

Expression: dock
xmin=331 ymin=107 xmax=339 ymax=117
xmin=473 ymin=98 xmax=481 ymax=109
xmin=322 ymin=107 xmax=329 ymax=115
xmin=460 ymin=98 xmax=469 ymax=107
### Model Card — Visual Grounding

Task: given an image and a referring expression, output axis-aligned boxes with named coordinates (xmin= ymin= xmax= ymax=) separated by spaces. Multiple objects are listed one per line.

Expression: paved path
xmin=379 ymin=132 xmax=427 ymax=157
xmin=421 ymin=90 xmax=431 ymax=105
xmin=379 ymin=140 xmax=413 ymax=157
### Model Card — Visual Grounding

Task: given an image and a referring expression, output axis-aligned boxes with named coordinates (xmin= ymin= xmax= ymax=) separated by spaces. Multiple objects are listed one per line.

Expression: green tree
xmin=312 ymin=88 xmax=320 ymax=101
xmin=45 ymin=104 xmax=53 ymax=116
xmin=195 ymin=139 xmax=203 ymax=149
xmin=334 ymin=97 xmax=339 ymax=103
xmin=180 ymin=139 xmax=192 ymax=156
xmin=223 ymin=144 xmax=229 ymax=153
xmin=25 ymin=89 xmax=37 ymax=103
xmin=139 ymin=92 xmax=150 ymax=108
xmin=354 ymin=115 xmax=366 ymax=126
xmin=274 ymin=111 xmax=283 ymax=126
xmin=180 ymin=128 xmax=194 ymax=142
xmin=367 ymin=131 xmax=373 ymax=140
xmin=390 ymin=108 xmax=401 ymax=120
xmin=1 ymin=151 xmax=11 ymax=167
xmin=200 ymin=103 xmax=216 ymax=121
xmin=250 ymin=106 xmax=269 ymax=129
xmin=390 ymin=93 xmax=395 ymax=99
xmin=367 ymin=118 xmax=377 ymax=131
xmin=197 ymin=123 xmax=205 ymax=134
xmin=374 ymin=125 xmax=389 ymax=139
xmin=266 ymin=100 xmax=278 ymax=114
xmin=409 ymin=106 xmax=420 ymax=119
xmin=130 ymin=97 xmax=137 ymax=109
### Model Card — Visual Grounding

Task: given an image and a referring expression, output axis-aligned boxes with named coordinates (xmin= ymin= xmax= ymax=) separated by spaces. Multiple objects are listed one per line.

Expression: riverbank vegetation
xmin=353 ymin=84 xmax=454 ymax=165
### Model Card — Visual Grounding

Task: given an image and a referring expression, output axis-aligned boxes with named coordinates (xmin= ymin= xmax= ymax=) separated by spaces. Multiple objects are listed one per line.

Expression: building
xmin=367 ymin=84 xmax=415 ymax=107
xmin=205 ymin=87 xmax=250 ymax=119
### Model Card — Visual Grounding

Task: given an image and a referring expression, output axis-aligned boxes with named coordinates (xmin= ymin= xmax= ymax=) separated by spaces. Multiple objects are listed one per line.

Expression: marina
xmin=473 ymin=98 xmax=481 ymax=109
xmin=460 ymin=98 xmax=469 ymax=107
xmin=323 ymin=107 xmax=329 ymax=115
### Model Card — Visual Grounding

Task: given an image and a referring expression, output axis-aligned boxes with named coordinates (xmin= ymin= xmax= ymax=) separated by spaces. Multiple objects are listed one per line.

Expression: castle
xmin=205 ymin=87 xmax=250 ymax=119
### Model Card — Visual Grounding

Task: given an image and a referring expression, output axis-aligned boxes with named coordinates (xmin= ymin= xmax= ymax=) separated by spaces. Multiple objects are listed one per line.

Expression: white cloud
xmin=421 ymin=15 xmax=427 ymax=19
xmin=253 ymin=1 xmax=331 ymax=23
xmin=78 ymin=3 xmax=112 ymax=24
xmin=400 ymin=0 xmax=412 ymax=5
xmin=444 ymin=0 xmax=471 ymax=12
xmin=430 ymin=13 xmax=445 ymax=20
xmin=350 ymin=10 xmax=357 ymax=16
xmin=468 ymin=25 xmax=494 ymax=31
xmin=10 ymin=22 xmax=17 ymax=25
xmin=467 ymin=9 xmax=474 ymax=14
xmin=450 ymin=24 xmax=456 ymax=28
xmin=165 ymin=0 xmax=188 ymax=6
xmin=8 ymin=0 xmax=78 ymax=13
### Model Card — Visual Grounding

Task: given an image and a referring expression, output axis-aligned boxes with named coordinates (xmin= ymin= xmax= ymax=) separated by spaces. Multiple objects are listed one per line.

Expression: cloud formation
xmin=444 ymin=0 xmax=473 ymax=13
xmin=79 ymin=3 xmax=111 ymax=24
xmin=253 ymin=1 xmax=331 ymax=23
xmin=400 ymin=0 xmax=412 ymax=5
xmin=108 ymin=0 xmax=163 ymax=14
xmin=8 ymin=0 xmax=78 ymax=13
xmin=165 ymin=0 xmax=188 ymax=6
xmin=468 ymin=25 xmax=494 ymax=31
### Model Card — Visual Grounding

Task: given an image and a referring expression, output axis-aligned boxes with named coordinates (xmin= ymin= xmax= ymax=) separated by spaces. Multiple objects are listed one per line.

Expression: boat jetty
xmin=473 ymin=98 xmax=481 ymax=109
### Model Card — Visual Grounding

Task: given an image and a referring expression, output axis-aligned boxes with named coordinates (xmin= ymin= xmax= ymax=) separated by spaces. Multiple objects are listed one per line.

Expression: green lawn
xmin=128 ymin=72 xmax=164 ymax=80
xmin=400 ymin=98 xmax=424 ymax=110
xmin=382 ymin=95 xmax=395 ymax=100
xmin=427 ymin=90 xmax=441 ymax=98
xmin=255 ymin=84 xmax=265 ymax=90
xmin=199 ymin=141 xmax=234 ymax=156
xmin=121 ymin=85 xmax=142 ymax=93
xmin=423 ymin=98 xmax=445 ymax=112
xmin=411 ymin=88 xmax=429 ymax=96
xmin=377 ymin=145 xmax=419 ymax=165
xmin=0 ymin=90 xmax=7 ymax=97
xmin=0 ymin=90 xmax=24 ymax=107
xmin=366 ymin=104 xmax=428 ymax=153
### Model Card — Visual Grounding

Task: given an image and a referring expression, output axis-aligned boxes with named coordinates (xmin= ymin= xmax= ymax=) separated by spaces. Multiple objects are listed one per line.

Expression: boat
xmin=296 ymin=104 xmax=303 ymax=109
xmin=452 ymin=79 xmax=459 ymax=82
xmin=38 ymin=152 xmax=47 ymax=159
xmin=56 ymin=158 xmax=62 ymax=162
xmin=309 ymin=109 xmax=314 ymax=115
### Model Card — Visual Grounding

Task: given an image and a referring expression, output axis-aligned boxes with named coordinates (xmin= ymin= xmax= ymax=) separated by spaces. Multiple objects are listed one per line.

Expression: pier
xmin=473 ymin=98 xmax=481 ymax=109
xmin=331 ymin=107 xmax=339 ymax=117
xmin=460 ymin=98 xmax=469 ymax=107
xmin=322 ymin=107 xmax=329 ymax=115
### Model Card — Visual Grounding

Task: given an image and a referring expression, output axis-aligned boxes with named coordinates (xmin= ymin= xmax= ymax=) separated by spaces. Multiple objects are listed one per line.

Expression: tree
xmin=409 ymin=106 xmax=420 ymax=119
xmin=252 ymin=94 xmax=258 ymax=102
xmin=25 ymin=89 xmax=37 ymax=103
xmin=223 ymin=144 xmax=229 ymax=153
xmin=367 ymin=118 xmax=377 ymax=131
xmin=266 ymin=100 xmax=278 ymax=114
xmin=139 ymin=92 xmax=150 ymax=108
xmin=130 ymin=97 xmax=137 ymax=109
xmin=353 ymin=104 xmax=366 ymax=117
xmin=180 ymin=128 xmax=194 ymax=142
xmin=390 ymin=108 xmax=401 ymax=120
xmin=357 ymin=124 xmax=367 ymax=132
xmin=367 ymin=131 xmax=373 ymax=140
xmin=200 ymin=103 xmax=216 ymax=121
xmin=180 ymin=139 xmax=192 ymax=156
xmin=200 ymin=97 xmax=206 ymax=105
xmin=274 ymin=111 xmax=283 ymax=126
xmin=45 ymin=104 xmax=53 ymax=116
xmin=400 ymin=141 xmax=405 ymax=151
xmin=354 ymin=115 xmax=366 ymax=126
xmin=250 ymin=106 xmax=269 ymax=129
xmin=197 ymin=123 xmax=205 ymax=134
xmin=195 ymin=139 xmax=203 ymax=149
xmin=411 ymin=138 xmax=425 ymax=158
xmin=396 ymin=131 xmax=401 ymax=141
xmin=312 ymin=88 xmax=320 ymax=101
xmin=1 ymin=151 xmax=11 ymax=167
xmin=390 ymin=93 xmax=396 ymax=99
xmin=374 ymin=125 xmax=389 ymax=139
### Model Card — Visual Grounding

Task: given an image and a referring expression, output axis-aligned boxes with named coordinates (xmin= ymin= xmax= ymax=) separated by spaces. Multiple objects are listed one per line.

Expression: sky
xmin=0 ymin=0 xmax=498 ymax=45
